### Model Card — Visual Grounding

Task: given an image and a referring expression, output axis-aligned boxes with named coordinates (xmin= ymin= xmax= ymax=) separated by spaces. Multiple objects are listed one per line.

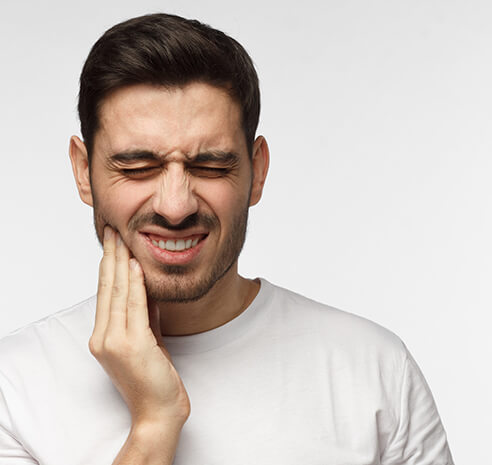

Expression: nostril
xmin=152 ymin=191 xmax=199 ymax=225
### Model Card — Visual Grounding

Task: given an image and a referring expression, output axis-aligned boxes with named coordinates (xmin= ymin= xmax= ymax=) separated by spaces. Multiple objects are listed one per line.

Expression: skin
xmin=69 ymin=82 xmax=269 ymax=463
xmin=92 ymin=229 xmax=189 ymax=464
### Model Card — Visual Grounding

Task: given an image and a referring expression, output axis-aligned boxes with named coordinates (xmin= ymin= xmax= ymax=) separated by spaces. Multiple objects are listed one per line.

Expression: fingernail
xmin=116 ymin=233 xmax=122 ymax=246
xmin=129 ymin=258 xmax=139 ymax=270
xmin=104 ymin=226 xmax=113 ymax=240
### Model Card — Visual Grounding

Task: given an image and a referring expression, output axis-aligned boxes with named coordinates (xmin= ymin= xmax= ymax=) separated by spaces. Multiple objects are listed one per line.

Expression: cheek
xmin=197 ymin=181 xmax=250 ymax=221
xmin=95 ymin=182 xmax=154 ymax=229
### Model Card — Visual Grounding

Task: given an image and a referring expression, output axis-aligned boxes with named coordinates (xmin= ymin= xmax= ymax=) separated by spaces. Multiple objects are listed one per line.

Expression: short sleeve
xmin=0 ymin=374 xmax=38 ymax=465
xmin=0 ymin=425 xmax=38 ymax=465
xmin=381 ymin=349 xmax=454 ymax=465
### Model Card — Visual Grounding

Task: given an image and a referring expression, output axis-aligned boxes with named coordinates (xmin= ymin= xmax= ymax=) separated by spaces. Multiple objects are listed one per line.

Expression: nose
xmin=152 ymin=163 xmax=198 ymax=226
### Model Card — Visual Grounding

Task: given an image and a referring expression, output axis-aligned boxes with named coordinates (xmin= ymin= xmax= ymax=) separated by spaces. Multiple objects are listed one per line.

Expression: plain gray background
xmin=2 ymin=1 xmax=491 ymax=463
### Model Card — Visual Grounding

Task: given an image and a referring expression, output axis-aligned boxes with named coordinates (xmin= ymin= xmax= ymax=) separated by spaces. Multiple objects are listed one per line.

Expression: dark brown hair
xmin=78 ymin=13 xmax=260 ymax=160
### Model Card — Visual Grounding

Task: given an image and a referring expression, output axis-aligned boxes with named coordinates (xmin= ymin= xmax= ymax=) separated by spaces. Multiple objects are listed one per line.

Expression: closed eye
xmin=121 ymin=166 xmax=159 ymax=177
xmin=189 ymin=166 xmax=230 ymax=177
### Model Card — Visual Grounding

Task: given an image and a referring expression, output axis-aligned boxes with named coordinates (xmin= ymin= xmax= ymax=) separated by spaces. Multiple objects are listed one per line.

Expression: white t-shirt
xmin=0 ymin=279 xmax=453 ymax=464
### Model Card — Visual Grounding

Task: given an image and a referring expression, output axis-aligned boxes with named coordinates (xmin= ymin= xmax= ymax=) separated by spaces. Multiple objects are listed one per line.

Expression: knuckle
xmin=88 ymin=337 xmax=102 ymax=356
xmin=103 ymin=337 xmax=131 ymax=357
xmin=98 ymin=277 xmax=111 ymax=291
xmin=102 ymin=337 xmax=118 ymax=354
xmin=111 ymin=283 xmax=124 ymax=297
xmin=102 ymin=246 xmax=113 ymax=258
xmin=127 ymin=296 xmax=140 ymax=310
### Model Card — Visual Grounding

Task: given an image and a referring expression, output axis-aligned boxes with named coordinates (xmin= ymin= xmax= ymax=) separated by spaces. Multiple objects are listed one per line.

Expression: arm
xmin=90 ymin=227 xmax=190 ymax=464
xmin=0 ymin=372 xmax=38 ymax=464
xmin=381 ymin=350 xmax=454 ymax=465
xmin=112 ymin=421 xmax=182 ymax=465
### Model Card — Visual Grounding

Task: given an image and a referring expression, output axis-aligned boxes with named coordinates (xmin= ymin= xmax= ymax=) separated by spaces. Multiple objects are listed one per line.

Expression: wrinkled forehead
xmin=94 ymin=82 xmax=247 ymax=158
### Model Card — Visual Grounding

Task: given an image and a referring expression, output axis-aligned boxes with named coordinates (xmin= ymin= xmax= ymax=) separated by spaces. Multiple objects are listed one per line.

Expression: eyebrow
xmin=191 ymin=151 xmax=240 ymax=165
xmin=109 ymin=150 xmax=240 ymax=165
xmin=109 ymin=150 xmax=159 ymax=163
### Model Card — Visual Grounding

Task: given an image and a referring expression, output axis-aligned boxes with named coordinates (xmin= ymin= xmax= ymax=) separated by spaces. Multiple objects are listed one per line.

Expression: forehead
xmin=95 ymin=82 xmax=245 ymax=157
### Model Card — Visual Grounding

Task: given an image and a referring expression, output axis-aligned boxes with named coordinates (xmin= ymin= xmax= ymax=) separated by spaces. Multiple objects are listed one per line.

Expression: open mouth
xmin=146 ymin=233 xmax=206 ymax=252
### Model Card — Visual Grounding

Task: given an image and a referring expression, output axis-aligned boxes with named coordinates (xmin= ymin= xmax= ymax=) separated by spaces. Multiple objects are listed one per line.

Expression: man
xmin=0 ymin=13 xmax=453 ymax=465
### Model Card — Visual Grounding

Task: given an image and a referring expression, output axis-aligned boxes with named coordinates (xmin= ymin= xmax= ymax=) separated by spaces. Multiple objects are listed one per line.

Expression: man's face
xmin=71 ymin=83 xmax=267 ymax=302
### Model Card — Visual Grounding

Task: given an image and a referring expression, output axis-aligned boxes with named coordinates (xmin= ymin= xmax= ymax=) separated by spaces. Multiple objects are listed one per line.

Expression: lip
xmin=140 ymin=225 xmax=208 ymax=240
xmin=142 ymin=232 xmax=207 ymax=266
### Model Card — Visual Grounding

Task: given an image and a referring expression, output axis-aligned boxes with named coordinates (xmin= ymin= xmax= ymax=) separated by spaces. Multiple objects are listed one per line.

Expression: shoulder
xmin=0 ymin=296 xmax=96 ymax=378
xmin=265 ymin=280 xmax=408 ymax=363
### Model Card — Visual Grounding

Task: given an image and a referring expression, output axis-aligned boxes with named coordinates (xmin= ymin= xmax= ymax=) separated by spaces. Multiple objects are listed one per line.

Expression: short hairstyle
xmin=78 ymin=13 xmax=260 ymax=161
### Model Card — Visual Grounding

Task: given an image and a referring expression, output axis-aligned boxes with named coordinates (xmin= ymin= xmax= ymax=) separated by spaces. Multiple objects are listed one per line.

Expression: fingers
xmin=92 ymin=226 xmax=160 ymax=356
xmin=93 ymin=226 xmax=117 ymax=343
xmin=106 ymin=232 xmax=130 ymax=335
xmin=127 ymin=259 xmax=150 ymax=335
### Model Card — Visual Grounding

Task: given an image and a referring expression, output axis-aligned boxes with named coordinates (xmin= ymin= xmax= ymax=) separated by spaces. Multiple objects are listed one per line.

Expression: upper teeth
xmin=152 ymin=238 xmax=199 ymax=251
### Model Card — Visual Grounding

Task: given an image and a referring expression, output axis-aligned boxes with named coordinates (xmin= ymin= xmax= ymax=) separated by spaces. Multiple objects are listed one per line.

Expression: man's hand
xmin=89 ymin=226 xmax=190 ymax=464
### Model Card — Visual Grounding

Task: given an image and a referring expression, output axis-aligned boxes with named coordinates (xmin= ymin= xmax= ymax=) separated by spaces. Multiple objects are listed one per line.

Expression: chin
xmin=144 ymin=258 xmax=236 ymax=304
xmin=145 ymin=275 xmax=215 ymax=303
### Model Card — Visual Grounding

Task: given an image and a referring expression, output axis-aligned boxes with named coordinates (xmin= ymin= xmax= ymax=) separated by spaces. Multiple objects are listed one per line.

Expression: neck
xmin=157 ymin=265 xmax=260 ymax=336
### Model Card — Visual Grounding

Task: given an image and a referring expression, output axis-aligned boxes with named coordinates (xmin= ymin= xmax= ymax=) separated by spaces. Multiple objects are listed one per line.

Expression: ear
xmin=69 ymin=136 xmax=94 ymax=207
xmin=249 ymin=135 xmax=270 ymax=206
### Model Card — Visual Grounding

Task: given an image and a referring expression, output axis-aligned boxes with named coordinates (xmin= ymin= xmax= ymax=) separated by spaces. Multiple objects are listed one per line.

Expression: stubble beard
xmin=92 ymin=200 xmax=250 ymax=304
xmin=149 ymin=211 xmax=248 ymax=303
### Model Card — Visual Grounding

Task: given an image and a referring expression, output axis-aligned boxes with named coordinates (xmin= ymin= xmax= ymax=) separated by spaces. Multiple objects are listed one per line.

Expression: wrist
xmin=131 ymin=415 xmax=186 ymax=443
xmin=131 ymin=402 xmax=190 ymax=431
xmin=128 ymin=420 xmax=184 ymax=460
xmin=112 ymin=420 xmax=184 ymax=465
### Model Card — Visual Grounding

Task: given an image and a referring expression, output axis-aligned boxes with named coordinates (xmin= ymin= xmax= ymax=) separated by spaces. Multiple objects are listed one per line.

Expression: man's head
xmin=78 ymin=13 xmax=260 ymax=162
xmin=70 ymin=14 xmax=269 ymax=303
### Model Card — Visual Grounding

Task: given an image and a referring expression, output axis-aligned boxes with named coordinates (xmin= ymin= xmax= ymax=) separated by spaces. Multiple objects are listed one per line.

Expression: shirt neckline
xmin=162 ymin=278 xmax=273 ymax=355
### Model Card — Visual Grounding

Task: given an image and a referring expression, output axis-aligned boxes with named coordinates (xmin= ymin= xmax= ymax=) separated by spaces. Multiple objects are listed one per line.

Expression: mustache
xmin=128 ymin=212 xmax=218 ymax=232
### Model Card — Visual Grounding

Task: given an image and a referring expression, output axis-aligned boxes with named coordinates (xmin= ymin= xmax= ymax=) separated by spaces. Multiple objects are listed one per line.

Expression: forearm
xmin=112 ymin=421 xmax=183 ymax=465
